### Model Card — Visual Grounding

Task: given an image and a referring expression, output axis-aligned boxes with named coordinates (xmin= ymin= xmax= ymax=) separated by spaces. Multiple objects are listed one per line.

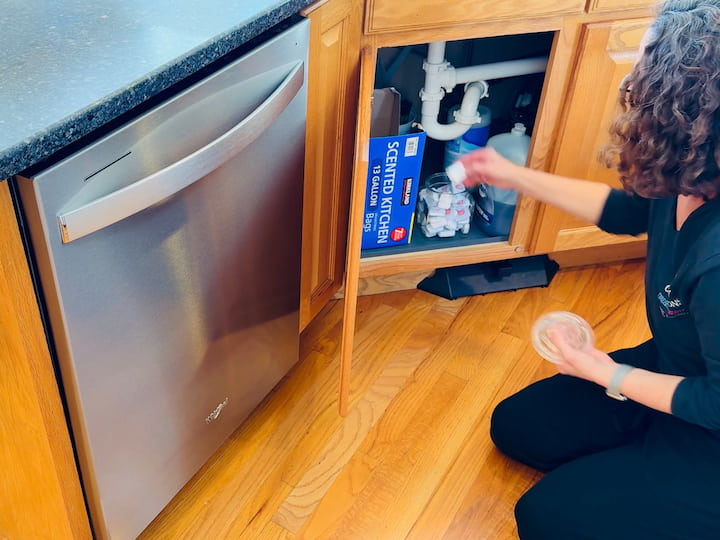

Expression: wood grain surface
xmin=140 ymin=259 xmax=649 ymax=539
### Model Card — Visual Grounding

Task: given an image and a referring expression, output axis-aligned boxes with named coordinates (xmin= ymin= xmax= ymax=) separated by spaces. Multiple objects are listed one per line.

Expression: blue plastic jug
xmin=474 ymin=123 xmax=530 ymax=237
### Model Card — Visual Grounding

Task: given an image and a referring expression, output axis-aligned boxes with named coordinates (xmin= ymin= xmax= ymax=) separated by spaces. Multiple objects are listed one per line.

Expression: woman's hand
xmin=547 ymin=327 xmax=616 ymax=387
xmin=458 ymin=146 xmax=523 ymax=191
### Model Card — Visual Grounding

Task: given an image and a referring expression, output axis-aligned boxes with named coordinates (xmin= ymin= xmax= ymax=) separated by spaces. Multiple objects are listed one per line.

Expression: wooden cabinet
xmin=0 ymin=181 xmax=91 ymax=539
xmin=337 ymin=2 xmax=654 ymax=413
xmin=532 ymin=17 xmax=651 ymax=253
xmin=299 ymin=0 xmax=362 ymax=329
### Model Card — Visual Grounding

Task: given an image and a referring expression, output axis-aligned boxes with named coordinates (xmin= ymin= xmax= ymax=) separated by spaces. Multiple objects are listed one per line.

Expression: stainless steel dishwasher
xmin=16 ymin=19 xmax=309 ymax=540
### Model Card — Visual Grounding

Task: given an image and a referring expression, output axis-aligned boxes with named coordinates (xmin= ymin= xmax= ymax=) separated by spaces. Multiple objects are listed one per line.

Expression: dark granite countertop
xmin=0 ymin=0 xmax=316 ymax=179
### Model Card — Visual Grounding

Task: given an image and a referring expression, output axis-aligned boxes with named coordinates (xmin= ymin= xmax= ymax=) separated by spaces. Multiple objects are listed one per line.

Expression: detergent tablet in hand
xmin=530 ymin=311 xmax=595 ymax=363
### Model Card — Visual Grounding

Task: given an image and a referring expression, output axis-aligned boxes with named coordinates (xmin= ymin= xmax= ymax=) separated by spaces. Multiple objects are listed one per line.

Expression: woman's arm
xmin=550 ymin=340 xmax=683 ymax=414
xmin=669 ymin=269 xmax=720 ymax=429
xmin=619 ymin=368 xmax=683 ymax=413
xmin=457 ymin=147 xmax=612 ymax=225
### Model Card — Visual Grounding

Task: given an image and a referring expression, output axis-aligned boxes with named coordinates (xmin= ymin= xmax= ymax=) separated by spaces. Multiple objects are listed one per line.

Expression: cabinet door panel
xmin=533 ymin=18 xmax=651 ymax=253
xmin=300 ymin=0 xmax=361 ymax=329
xmin=365 ymin=0 xmax=585 ymax=34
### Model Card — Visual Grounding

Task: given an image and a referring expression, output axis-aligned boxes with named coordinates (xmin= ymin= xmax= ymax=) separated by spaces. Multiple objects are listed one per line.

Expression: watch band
xmin=606 ymin=364 xmax=634 ymax=401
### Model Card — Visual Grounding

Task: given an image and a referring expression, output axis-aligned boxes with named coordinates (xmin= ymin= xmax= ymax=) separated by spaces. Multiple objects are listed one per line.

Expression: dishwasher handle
xmin=57 ymin=61 xmax=304 ymax=244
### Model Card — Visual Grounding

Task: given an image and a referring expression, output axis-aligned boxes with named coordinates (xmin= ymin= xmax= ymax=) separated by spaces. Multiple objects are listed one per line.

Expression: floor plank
xmin=140 ymin=260 xmax=650 ymax=539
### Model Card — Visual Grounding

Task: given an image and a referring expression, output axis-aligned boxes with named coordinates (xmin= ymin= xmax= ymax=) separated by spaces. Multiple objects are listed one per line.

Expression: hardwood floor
xmin=139 ymin=260 xmax=650 ymax=539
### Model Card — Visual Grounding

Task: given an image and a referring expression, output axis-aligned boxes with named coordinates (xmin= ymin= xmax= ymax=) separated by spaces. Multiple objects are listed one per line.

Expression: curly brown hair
xmin=601 ymin=0 xmax=720 ymax=199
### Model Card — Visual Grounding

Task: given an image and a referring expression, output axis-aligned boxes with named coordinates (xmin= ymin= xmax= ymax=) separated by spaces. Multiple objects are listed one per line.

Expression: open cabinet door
xmin=299 ymin=0 xmax=362 ymax=330
xmin=338 ymin=45 xmax=378 ymax=415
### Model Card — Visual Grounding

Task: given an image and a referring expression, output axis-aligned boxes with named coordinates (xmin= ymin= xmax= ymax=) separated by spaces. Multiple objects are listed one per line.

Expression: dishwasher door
xmin=17 ymin=19 xmax=308 ymax=540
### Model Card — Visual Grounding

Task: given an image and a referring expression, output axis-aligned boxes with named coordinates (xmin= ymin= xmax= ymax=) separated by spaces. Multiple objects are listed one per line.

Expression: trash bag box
xmin=361 ymin=88 xmax=427 ymax=250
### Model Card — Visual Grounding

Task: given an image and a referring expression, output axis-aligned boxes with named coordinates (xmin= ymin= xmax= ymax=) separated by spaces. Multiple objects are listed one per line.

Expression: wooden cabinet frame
xmin=364 ymin=0 xmax=586 ymax=35
xmin=0 ymin=181 xmax=92 ymax=539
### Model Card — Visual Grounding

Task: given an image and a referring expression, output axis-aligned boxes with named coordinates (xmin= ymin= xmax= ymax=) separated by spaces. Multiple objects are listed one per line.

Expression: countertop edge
xmin=1 ymin=0 xmax=313 ymax=180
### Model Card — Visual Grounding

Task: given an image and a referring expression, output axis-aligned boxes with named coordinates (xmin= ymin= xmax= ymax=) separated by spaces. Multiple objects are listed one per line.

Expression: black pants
xmin=490 ymin=340 xmax=720 ymax=540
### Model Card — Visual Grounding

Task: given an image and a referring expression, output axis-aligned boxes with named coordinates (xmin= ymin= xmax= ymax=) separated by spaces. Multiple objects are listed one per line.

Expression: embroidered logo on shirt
xmin=657 ymin=284 xmax=688 ymax=318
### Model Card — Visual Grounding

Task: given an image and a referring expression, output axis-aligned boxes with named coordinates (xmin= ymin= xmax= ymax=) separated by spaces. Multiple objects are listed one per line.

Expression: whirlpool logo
xmin=205 ymin=397 xmax=229 ymax=424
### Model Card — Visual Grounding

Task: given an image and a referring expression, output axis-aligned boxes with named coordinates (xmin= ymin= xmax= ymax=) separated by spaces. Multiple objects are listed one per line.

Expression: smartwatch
xmin=606 ymin=364 xmax=634 ymax=401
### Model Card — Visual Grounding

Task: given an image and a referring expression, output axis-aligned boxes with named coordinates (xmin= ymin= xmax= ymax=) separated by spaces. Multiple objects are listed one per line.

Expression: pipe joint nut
xmin=453 ymin=108 xmax=480 ymax=125
xmin=419 ymin=87 xmax=445 ymax=102
xmin=422 ymin=59 xmax=450 ymax=73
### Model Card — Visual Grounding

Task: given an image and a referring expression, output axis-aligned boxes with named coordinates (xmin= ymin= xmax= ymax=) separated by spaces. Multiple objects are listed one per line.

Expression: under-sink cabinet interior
xmin=361 ymin=32 xmax=555 ymax=269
